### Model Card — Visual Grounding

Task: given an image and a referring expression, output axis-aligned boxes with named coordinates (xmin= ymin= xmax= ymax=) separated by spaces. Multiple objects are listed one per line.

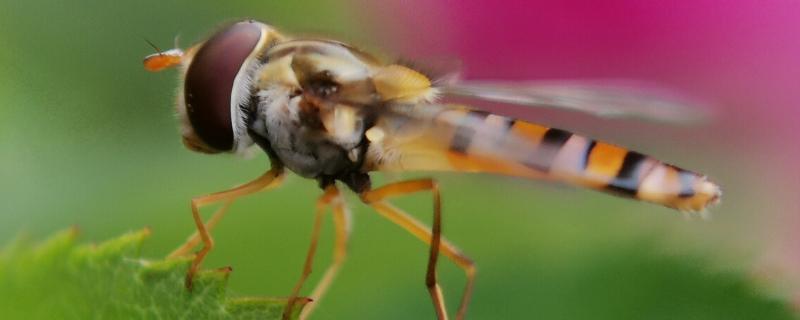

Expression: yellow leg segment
xmin=175 ymin=167 xmax=285 ymax=289
xmin=361 ymin=179 xmax=475 ymax=320
xmin=283 ymin=185 xmax=350 ymax=320
xmin=299 ymin=192 xmax=351 ymax=320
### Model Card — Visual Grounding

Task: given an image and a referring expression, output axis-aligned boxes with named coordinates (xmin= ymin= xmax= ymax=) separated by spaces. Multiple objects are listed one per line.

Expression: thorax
xmin=247 ymin=40 xmax=378 ymax=182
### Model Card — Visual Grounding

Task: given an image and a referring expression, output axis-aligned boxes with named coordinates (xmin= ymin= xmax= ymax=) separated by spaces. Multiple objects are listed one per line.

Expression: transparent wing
xmin=440 ymin=79 xmax=712 ymax=124
xmin=364 ymin=102 xmax=720 ymax=211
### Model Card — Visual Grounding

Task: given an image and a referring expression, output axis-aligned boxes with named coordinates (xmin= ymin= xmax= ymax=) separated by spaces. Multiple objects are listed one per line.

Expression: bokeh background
xmin=2 ymin=0 xmax=799 ymax=319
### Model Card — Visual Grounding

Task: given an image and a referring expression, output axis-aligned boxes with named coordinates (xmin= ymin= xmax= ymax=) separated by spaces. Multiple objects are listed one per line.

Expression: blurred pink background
xmin=354 ymin=0 xmax=800 ymax=303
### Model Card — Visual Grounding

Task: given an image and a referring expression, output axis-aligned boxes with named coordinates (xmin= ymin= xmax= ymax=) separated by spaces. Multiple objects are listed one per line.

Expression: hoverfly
xmin=144 ymin=20 xmax=721 ymax=320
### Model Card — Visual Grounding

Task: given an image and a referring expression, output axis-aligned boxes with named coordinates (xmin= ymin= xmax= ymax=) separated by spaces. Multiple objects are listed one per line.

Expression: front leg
xmin=180 ymin=167 xmax=285 ymax=290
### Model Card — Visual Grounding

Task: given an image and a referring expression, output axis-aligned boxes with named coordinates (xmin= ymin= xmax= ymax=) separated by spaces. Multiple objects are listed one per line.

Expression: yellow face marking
xmin=586 ymin=142 xmax=628 ymax=181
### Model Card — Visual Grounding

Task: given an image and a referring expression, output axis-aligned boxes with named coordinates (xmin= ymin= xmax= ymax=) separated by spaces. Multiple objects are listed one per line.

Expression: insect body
xmin=145 ymin=20 xmax=721 ymax=320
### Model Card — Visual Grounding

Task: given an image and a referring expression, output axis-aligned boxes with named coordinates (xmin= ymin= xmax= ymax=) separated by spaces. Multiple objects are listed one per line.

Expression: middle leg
xmin=299 ymin=194 xmax=351 ymax=320
xmin=361 ymin=179 xmax=476 ymax=320
xmin=283 ymin=184 xmax=349 ymax=320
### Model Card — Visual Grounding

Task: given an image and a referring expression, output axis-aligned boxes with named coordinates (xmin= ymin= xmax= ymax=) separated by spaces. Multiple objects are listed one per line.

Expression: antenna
xmin=144 ymin=38 xmax=163 ymax=55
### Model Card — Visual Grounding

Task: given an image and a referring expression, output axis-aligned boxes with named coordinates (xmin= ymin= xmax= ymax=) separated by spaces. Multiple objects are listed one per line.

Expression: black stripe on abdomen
xmin=502 ymin=119 xmax=517 ymax=133
xmin=523 ymin=128 xmax=573 ymax=172
xmin=449 ymin=110 xmax=490 ymax=153
xmin=606 ymin=151 xmax=647 ymax=196
xmin=581 ymin=140 xmax=597 ymax=170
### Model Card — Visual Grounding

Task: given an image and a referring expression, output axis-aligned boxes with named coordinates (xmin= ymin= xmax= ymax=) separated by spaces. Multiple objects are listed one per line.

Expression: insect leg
xmin=361 ymin=179 xmax=476 ymax=320
xmin=169 ymin=168 xmax=286 ymax=258
xmin=299 ymin=195 xmax=351 ymax=320
xmin=181 ymin=167 xmax=285 ymax=290
xmin=283 ymin=185 xmax=344 ymax=320
xmin=168 ymin=200 xmax=233 ymax=258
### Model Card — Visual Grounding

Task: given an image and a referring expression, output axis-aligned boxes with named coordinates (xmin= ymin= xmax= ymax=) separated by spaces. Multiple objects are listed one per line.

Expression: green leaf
xmin=0 ymin=228 xmax=307 ymax=319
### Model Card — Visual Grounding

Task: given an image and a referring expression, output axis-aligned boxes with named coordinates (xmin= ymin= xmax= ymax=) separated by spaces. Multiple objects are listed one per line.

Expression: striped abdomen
xmin=365 ymin=105 xmax=721 ymax=212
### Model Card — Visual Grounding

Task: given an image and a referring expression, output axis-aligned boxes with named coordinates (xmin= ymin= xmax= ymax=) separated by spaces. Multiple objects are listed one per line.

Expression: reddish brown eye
xmin=184 ymin=21 xmax=263 ymax=151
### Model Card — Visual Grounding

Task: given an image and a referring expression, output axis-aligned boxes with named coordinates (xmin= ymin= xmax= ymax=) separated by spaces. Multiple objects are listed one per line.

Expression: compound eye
xmin=184 ymin=21 xmax=263 ymax=151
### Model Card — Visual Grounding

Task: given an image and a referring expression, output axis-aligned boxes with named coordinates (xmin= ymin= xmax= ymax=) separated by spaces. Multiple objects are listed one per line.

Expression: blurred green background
xmin=0 ymin=1 xmax=796 ymax=319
